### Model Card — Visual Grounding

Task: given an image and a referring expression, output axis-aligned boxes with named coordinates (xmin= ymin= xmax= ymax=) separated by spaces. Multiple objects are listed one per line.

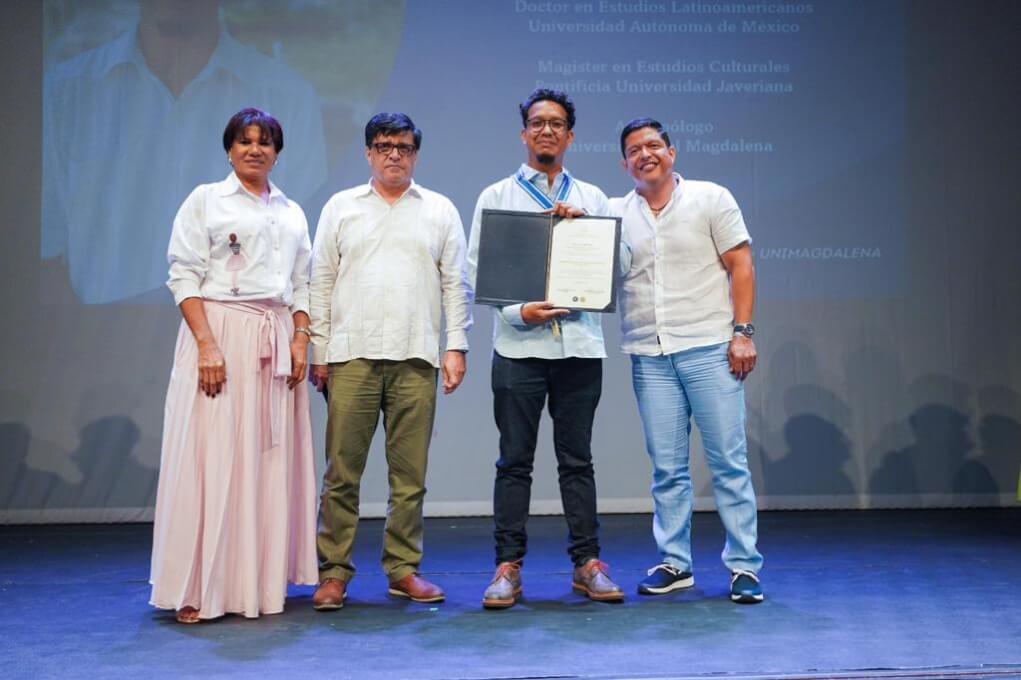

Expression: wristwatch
xmin=733 ymin=323 xmax=755 ymax=338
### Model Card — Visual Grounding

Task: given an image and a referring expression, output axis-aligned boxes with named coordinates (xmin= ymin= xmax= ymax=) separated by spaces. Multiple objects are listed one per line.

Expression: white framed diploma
xmin=546 ymin=217 xmax=619 ymax=311
xmin=475 ymin=209 xmax=621 ymax=312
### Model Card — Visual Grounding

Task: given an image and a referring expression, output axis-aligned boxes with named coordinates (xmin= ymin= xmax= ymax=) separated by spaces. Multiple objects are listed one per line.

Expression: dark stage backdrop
xmin=1 ymin=1 xmax=1018 ymax=522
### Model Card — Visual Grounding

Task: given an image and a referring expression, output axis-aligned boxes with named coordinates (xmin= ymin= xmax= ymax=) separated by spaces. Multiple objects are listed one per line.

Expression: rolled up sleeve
xmin=711 ymin=187 xmax=751 ymax=255
xmin=166 ymin=187 xmax=208 ymax=305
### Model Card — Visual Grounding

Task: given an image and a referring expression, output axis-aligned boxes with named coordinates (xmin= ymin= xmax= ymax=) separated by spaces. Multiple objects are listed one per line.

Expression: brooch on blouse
xmin=226 ymin=233 xmax=247 ymax=296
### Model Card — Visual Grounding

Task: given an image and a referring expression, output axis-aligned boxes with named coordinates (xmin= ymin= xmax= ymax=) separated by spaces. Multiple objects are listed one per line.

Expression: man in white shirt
xmin=612 ymin=117 xmax=764 ymax=604
xmin=467 ymin=89 xmax=624 ymax=609
xmin=42 ymin=0 xmax=327 ymax=304
xmin=308 ymin=113 xmax=471 ymax=609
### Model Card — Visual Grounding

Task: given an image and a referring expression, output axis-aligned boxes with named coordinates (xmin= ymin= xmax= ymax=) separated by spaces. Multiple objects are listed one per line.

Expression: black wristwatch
xmin=733 ymin=323 xmax=755 ymax=338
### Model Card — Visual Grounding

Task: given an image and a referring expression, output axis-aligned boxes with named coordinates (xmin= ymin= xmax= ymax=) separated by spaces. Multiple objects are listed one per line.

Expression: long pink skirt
xmin=149 ymin=300 xmax=318 ymax=619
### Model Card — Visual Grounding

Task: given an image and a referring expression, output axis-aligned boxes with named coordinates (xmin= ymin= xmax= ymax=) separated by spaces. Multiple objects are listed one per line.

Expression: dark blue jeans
xmin=491 ymin=353 xmax=602 ymax=567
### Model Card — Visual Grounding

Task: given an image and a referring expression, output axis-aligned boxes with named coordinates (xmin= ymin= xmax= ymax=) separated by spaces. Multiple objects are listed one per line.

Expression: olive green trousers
xmin=316 ymin=358 xmax=437 ymax=583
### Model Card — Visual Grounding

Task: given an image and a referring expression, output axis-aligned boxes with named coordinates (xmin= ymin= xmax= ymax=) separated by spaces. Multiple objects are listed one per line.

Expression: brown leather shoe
xmin=572 ymin=558 xmax=624 ymax=602
xmin=388 ymin=573 xmax=445 ymax=603
xmin=312 ymin=577 xmax=347 ymax=610
xmin=482 ymin=560 xmax=523 ymax=609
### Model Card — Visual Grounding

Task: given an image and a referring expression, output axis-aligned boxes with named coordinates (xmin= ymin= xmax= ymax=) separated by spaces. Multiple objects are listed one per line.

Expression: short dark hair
xmin=364 ymin=112 xmax=422 ymax=150
xmin=619 ymin=117 xmax=672 ymax=157
xmin=222 ymin=107 xmax=283 ymax=153
xmin=519 ymin=88 xmax=576 ymax=130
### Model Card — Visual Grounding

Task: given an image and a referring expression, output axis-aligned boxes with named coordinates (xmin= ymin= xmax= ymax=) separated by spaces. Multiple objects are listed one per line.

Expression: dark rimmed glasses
xmin=525 ymin=118 xmax=569 ymax=134
xmin=371 ymin=142 xmax=417 ymax=157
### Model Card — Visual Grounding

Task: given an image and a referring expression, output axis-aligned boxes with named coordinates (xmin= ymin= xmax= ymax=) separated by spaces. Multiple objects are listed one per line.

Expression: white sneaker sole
xmin=638 ymin=575 xmax=695 ymax=595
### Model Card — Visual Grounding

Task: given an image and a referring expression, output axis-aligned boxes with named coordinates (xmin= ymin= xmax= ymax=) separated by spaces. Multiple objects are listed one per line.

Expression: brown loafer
xmin=482 ymin=560 xmax=523 ymax=609
xmin=388 ymin=573 xmax=445 ymax=603
xmin=175 ymin=606 xmax=200 ymax=624
xmin=313 ymin=577 xmax=347 ymax=610
xmin=572 ymin=558 xmax=624 ymax=602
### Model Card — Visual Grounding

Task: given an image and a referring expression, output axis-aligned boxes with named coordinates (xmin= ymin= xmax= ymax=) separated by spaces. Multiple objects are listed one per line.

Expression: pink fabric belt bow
xmin=206 ymin=299 xmax=291 ymax=449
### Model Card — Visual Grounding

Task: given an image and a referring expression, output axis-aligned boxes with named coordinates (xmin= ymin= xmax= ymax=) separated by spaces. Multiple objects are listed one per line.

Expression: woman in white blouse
xmin=149 ymin=108 xmax=318 ymax=623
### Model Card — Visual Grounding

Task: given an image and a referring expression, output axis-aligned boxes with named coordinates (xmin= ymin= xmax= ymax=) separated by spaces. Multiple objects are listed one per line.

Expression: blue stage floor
xmin=1 ymin=510 xmax=1020 ymax=680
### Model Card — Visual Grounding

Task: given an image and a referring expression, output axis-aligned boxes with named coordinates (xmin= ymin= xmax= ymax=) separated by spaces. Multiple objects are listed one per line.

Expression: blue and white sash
xmin=514 ymin=169 xmax=573 ymax=209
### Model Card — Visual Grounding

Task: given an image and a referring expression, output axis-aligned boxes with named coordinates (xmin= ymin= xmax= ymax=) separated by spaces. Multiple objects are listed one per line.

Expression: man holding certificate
xmin=612 ymin=117 xmax=764 ymax=604
xmin=466 ymin=88 xmax=624 ymax=609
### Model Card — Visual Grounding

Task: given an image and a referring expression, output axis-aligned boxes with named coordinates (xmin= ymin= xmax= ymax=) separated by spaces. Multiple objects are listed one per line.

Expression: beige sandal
xmin=175 ymin=606 xmax=200 ymax=624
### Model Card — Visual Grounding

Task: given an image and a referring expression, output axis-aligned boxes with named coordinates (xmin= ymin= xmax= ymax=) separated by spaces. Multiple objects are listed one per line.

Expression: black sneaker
xmin=730 ymin=570 xmax=764 ymax=604
xmin=637 ymin=563 xmax=694 ymax=594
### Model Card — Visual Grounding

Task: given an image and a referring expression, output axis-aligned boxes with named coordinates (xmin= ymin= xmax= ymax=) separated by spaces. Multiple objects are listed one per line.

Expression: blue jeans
xmin=631 ymin=342 xmax=763 ymax=574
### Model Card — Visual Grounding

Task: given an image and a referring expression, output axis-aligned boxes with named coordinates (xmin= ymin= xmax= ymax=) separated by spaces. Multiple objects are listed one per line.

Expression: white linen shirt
xmin=42 ymin=22 xmax=327 ymax=304
xmin=166 ymin=172 xmax=311 ymax=313
xmin=612 ymin=173 xmax=751 ymax=356
xmin=309 ymin=181 xmax=472 ymax=368
xmin=467 ymin=164 xmax=609 ymax=360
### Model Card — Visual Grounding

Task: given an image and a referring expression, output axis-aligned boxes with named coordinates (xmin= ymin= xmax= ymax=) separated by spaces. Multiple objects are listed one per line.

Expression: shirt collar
xmin=672 ymin=172 xmax=685 ymax=196
xmin=363 ymin=178 xmax=421 ymax=201
xmin=631 ymin=172 xmax=684 ymax=208
xmin=95 ymin=23 xmax=146 ymax=77
xmin=98 ymin=18 xmax=256 ymax=85
xmin=219 ymin=172 xmax=287 ymax=203
xmin=518 ymin=163 xmax=572 ymax=197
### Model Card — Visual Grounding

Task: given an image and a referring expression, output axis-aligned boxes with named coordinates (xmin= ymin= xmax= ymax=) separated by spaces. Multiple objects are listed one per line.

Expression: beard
xmin=536 ymin=153 xmax=556 ymax=165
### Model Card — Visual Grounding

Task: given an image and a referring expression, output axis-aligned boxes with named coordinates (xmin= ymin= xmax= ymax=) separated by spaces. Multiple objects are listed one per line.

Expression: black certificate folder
xmin=475 ymin=209 xmax=621 ymax=313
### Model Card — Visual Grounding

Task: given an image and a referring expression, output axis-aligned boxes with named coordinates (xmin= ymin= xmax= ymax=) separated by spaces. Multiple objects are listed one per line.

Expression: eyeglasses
xmin=371 ymin=142 xmax=417 ymax=157
xmin=525 ymin=118 xmax=569 ymax=134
